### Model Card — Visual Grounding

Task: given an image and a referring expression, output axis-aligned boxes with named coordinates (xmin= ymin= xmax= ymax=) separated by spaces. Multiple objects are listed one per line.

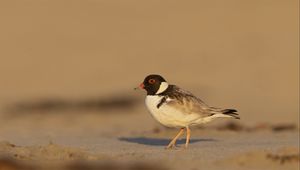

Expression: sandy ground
xmin=0 ymin=104 xmax=299 ymax=170
xmin=0 ymin=0 xmax=299 ymax=170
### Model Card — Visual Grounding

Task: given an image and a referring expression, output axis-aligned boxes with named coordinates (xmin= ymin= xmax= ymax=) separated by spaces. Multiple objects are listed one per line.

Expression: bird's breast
xmin=145 ymin=95 xmax=163 ymax=115
xmin=145 ymin=95 xmax=191 ymax=127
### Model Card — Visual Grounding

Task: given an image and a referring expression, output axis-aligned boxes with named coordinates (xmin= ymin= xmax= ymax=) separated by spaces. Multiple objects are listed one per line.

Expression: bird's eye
xmin=148 ymin=79 xmax=156 ymax=84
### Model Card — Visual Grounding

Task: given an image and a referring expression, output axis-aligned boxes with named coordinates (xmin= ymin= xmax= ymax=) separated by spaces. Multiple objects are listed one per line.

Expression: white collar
xmin=155 ymin=82 xmax=169 ymax=94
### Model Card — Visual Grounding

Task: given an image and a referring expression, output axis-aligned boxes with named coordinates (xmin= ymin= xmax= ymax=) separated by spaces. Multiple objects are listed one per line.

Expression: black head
xmin=139 ymin=74 xmax=167 ymax=95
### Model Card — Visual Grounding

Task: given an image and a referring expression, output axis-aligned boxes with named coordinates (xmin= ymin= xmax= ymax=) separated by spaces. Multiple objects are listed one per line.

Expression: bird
xmin=135 ymin=74 xmax=239 ymax=149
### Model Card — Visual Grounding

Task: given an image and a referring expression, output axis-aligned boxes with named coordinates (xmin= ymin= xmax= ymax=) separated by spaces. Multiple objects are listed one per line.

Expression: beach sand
xmin=0 ymin=102 xmax=298 ymax=170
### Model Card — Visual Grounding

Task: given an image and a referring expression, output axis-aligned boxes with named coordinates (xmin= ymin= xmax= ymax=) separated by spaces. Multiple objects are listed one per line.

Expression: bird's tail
xmin=209 ymin=107 xmax=240 ymax=119
xmin=221 ymin=109 xmax=240 ymax=119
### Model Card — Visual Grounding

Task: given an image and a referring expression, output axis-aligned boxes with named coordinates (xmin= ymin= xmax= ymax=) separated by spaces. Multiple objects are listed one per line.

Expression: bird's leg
xmin=166 ymin=128 xmax=185 ymax=149
xmin=185 ymin=126 xmax=191 ymax=148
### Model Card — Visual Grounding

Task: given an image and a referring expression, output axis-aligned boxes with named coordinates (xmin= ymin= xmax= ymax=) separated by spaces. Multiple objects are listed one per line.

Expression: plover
xmin=136 ymin=74 xmax=239 ymax=149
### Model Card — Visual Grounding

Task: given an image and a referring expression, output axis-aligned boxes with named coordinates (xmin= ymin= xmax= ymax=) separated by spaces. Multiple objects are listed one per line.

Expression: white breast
xmin=145 ymin=95 xmax=202 ymax=127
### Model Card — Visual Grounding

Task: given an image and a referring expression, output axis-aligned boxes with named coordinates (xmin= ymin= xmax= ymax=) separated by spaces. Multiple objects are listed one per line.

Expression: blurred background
xmin=0 ymin=0 xmax=298 ymax=122
xmin=0 ymin=0 xmax=299 ymax=146
xmin=0 ymin=0 xmax=298 ymax=169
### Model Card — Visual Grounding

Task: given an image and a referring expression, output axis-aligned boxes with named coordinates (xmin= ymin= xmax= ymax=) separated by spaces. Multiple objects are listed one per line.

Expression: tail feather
xmin=221 ymin=109 xmax=240 ymax=119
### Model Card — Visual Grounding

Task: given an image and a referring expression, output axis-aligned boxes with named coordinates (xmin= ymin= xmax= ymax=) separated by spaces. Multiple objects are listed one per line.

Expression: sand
xmin=0 ymin=0 xmax=299 ymax=169
xmin=0 ymin=104 xmax=298 ymax=170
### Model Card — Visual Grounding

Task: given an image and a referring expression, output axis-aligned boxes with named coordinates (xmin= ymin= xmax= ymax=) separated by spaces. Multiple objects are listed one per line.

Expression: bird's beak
xmin=134 ymin=83 xmax=144 ymax=90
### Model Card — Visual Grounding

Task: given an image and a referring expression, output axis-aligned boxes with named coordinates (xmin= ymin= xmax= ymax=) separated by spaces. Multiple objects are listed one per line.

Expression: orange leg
xmin=166 ymin=128 xmax=184 ymax=149
xmin=185 ymin=126 xmax=191 ymax=148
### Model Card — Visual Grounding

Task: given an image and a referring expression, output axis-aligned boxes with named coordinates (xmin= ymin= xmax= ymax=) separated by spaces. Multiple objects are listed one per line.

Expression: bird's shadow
xmin=118 ymin=137 xmax=217 ymax=146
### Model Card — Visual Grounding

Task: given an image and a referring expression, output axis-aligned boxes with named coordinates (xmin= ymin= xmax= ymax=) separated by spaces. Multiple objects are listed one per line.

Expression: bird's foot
xmin=165 ymin=144 xmax=189 ymax=150
xmin=165 ymin=143 xmax=179 ymax=149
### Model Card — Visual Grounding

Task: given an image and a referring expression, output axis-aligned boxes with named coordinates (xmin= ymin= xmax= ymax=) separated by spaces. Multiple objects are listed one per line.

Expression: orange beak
xmin=134 ymin=83 xmax=144 ymax=90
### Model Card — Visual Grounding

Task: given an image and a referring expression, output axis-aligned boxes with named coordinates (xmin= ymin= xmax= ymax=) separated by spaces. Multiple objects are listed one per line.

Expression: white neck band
xmin=156 ymin=82 xmax=169 ymax=94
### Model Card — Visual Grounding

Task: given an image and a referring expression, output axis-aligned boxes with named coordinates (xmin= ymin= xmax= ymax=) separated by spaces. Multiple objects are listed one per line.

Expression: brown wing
xmin=164 ymin=86 xmax=213 ymax=118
